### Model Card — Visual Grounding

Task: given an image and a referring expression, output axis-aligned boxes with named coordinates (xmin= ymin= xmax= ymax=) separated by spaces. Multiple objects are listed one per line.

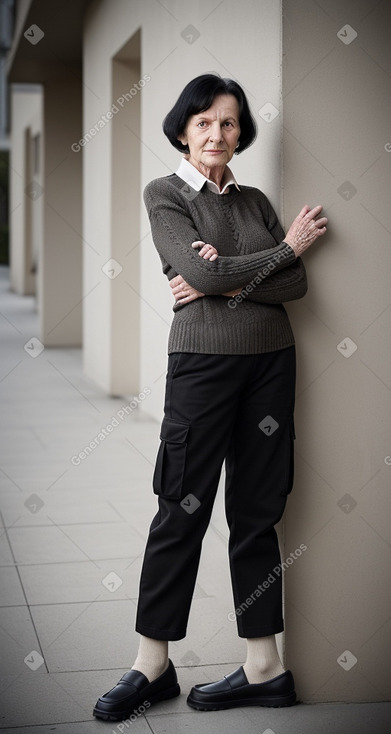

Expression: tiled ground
xmin=0 ymin=265 xmax=390 ymax=733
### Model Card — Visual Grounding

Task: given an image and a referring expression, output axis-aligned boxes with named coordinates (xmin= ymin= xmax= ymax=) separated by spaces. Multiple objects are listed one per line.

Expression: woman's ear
xmin=178 ymin=132 xmax=188 ymax=146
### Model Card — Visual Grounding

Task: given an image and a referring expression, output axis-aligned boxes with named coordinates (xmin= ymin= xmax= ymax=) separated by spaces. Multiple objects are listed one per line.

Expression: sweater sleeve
xmin=144 ymin=180 xmax=297 ymax=295
xmin=233 ymin=259 xmax=308 ymax=303
xmin=235 ymin=192 xmax=308 ymax=303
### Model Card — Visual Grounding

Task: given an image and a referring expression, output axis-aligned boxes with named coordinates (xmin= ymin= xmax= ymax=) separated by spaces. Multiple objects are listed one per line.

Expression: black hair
xmin=162 ymin=73 xmax=257 ymax=154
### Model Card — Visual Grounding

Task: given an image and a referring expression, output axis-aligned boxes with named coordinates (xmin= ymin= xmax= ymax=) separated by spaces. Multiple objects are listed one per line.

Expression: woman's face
xmin=178 ymin=93 xmax=241 ymax=173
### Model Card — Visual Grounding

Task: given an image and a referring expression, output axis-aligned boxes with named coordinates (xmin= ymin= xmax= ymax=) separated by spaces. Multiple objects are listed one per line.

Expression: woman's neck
xmin=186 ymin=157 xmax=226 ymax=191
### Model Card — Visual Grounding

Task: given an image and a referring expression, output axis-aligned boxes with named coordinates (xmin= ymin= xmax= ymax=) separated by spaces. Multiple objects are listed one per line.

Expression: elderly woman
xmin=94 ymin=73 xmax=327 ymax=721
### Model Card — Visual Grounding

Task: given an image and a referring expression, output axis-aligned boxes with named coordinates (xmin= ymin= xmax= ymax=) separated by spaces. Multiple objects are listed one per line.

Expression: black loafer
xmin=187 ymin=667 xmax=296 ymax=710
xmin=93 ymin=659 xmax=180 ymax=721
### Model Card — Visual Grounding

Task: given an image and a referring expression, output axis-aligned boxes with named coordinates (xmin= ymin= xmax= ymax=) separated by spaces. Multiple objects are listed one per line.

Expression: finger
xmin=176 ymin=288 xmax=190 ymax=298
xmin=306 ymin=205 xmax=323 ymax=220
xmin=198 ymin=245 xmax=215 ymax=258
xmin=295 ymin=205 xmax=311 ymax=220
xmin=197 ymin=245 xmax=210 ymax=255
xmin=314 ymin=216 xmax=328 ymax=228
xmin=172 ymin=284 xmax=188 ymax=295
xmin=191 ymin=240 xmax=206 ymax=249
xmin=177 ymin=295 xmax=192 ymax=303
xmin=202 ymin=249 xmax=218 ymax=260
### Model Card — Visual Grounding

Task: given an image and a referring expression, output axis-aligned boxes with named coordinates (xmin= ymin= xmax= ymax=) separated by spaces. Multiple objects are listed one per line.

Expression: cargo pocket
xmin=152 ymin=417 xmax=190 ymax=500
xmin=280 ymin=416 xmax=296 ymax=497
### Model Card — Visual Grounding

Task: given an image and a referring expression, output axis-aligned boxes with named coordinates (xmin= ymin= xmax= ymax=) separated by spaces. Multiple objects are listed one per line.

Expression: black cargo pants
xmin=135 ymin=346 xmax=296 ymax=641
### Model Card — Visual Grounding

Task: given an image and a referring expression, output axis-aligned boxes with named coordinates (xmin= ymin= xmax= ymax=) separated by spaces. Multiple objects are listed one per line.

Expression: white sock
xmin=131 ymin=635 xmax=169 ymax=683
xmin=243 ymin=635 xmax=285 ymax=684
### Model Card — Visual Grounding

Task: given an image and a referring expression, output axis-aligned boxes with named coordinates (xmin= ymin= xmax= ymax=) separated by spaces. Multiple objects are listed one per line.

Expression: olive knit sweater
xmin=144 ymin=174 xmax=308 ymax=355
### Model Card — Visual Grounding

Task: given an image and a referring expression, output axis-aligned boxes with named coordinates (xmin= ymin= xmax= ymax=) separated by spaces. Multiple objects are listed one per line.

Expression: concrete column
xmin=9 ymin=84 xmax=42 ymax=296
xmin=282 ymin=0 xmax=391 ymax=703
xmin=110 ymin=56 xmax=141 ymax=395
xmin=40 ymin=78 xmax=82 ymax=346
xmin=82 ymin=28 xmax=141 ymax=396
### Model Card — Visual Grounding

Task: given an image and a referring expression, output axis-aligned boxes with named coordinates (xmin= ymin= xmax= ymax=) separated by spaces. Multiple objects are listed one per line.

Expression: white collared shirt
xmin=175 ymin=157 xmax=240 ymax=195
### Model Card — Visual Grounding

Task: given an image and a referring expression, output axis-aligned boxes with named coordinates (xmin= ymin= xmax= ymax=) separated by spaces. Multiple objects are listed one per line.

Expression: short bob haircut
xmin=163 ymin=73 xmax=257 ymax=155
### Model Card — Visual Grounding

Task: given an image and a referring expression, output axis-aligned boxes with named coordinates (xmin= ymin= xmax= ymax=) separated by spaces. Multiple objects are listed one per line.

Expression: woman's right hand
xmin=169 ymin=274 xmax=205 ymax=304
xmin=284 ymin=205 xmax=328 ymax=257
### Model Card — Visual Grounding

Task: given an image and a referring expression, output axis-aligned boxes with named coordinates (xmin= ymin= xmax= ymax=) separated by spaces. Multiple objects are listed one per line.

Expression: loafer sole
xmin=93 ymin=682 xmax=181 ymax=721
xmin=187 ymin=689 xmax=297 ymax=711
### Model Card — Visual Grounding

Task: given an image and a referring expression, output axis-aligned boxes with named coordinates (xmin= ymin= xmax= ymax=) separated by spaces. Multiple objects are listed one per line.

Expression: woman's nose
xmin=209 ymin=123 xmax=223 ymax=141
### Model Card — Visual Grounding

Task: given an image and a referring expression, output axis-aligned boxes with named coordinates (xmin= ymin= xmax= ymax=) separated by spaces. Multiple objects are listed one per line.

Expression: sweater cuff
xmin=280 ymin=241 xmax=297 ymax=261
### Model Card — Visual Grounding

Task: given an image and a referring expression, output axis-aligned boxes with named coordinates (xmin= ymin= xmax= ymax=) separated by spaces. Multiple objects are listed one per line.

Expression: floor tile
xmin=241 ymin=701 xmax=391 ymax=734
xmin=0 ymin=565 xmax=25 ymax=606
xmin=0 ymin=606 xmax=44 ymax=677
xmin=7 ymin=526 xmax=89 ymax=564
xmin=30 ymin=600 xmax=140 ymax=672
xmin=62 ymin=521 xmax=147 ymax=561
xmin=0 ymin=530 xmax=13 ymax=564
xmin=0 ymin=672 xmax=90 ymax=728
xmin=144 ymin=708 xmax=270 ymax=734
xmin=19 ymin=558 xmax=143 ymax=605
xmin=0 ymin=490 xmax=124 ymax=528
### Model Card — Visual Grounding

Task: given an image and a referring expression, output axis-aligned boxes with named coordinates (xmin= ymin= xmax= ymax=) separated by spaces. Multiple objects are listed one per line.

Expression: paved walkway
xmin=0 ymin=265 xmax=389 ymax=733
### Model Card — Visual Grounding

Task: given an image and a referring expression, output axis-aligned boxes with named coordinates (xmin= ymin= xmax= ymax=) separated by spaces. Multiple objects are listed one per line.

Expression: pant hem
xmin=237 ymin=621 xmax=284 ymax=638
xmin=135 ymin=622 xmax=187 ymax=642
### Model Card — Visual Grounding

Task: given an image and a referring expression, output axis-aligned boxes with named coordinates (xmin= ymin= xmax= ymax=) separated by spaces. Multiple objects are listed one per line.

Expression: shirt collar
xmin=175 ymin=157 xmax=240 ymax=195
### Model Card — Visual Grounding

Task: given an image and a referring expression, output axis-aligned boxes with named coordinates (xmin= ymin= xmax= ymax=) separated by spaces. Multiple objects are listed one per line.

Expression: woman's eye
xmin=196 ymin=120 xmax=234 ymax=128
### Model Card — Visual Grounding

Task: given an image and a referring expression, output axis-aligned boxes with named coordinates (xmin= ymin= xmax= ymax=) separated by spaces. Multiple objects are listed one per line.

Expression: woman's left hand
xmin=191 ymin=240 xmax=219 ymax=261
xmin=169 ymin=275 xmax=205 ymax=304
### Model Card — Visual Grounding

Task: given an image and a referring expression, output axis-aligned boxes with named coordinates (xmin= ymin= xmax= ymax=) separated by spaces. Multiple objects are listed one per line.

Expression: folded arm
xmin=144 ymin=182 xmax=297 ymax=296
xmin=226 ymin=194 xmax=307 ymax=303
xmin=226 ymin=258 xmax=308 ymax=304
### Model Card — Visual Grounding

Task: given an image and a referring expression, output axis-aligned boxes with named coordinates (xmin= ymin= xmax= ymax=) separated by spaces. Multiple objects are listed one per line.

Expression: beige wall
xmin=9 ymin=84 xmax=42 ymax=296
xmin=82 ymin=0 xmax=283 ymax=407
xmin=282 ymin=0 xmax=391 ymax=703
